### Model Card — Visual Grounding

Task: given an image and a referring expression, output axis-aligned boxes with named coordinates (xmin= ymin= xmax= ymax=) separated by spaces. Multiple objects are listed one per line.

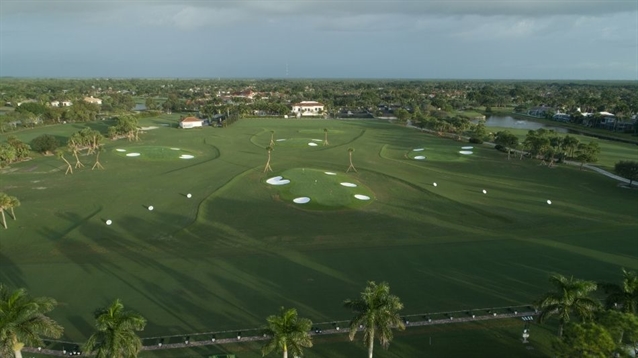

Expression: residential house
xmin=50 ymin=100 xmax=72 ymax=107
xmin=84 ymin=96 xmax=103 ymax=105
xmin=291 ymin=101 xmax=325 ymax=117
xmin=179 ymin=116 xmax=205 ymax=129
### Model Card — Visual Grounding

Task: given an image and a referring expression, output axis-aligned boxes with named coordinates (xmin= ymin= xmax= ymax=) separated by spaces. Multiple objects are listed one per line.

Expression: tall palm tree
xmin=601 ymin=268 xmax=638 ymax=314
xmin=84 ymin=299 xmax=146 ymax=358
xmin=261 ymin=307 xmax=313 ymax=358
xmin=0 ymin=284 xmax=64 ymax=358
xmin=344 ymin=281 xmax=405 ymax=358
xmin=536 ymin=273 xmax=600 ymax=337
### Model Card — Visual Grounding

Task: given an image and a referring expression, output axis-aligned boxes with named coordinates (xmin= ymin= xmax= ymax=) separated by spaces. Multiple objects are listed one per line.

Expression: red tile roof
xmin=181 ymin=117 xmax=202 ymax=122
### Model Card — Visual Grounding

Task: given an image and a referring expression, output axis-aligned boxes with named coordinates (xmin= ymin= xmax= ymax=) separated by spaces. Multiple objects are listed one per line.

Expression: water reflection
xmin=479 ymin=116 xmax=570 ymax=133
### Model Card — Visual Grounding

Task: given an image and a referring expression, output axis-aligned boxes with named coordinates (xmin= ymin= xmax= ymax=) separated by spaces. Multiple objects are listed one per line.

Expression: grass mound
xmin=113 ymin=146 xmax=195 ymax=160
xmin=265 ymin=168 xmax=374 ymax=210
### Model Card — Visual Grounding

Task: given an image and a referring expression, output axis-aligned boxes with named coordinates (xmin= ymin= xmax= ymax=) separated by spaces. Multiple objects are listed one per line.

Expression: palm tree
xmin=346 ymin=148 xmax=357 ymax=173
xmin=263 ymin=146 xmax=273 ymax=173
xmin=55 ymin=149 xmax=73 ymax=175
xmin=0 ymin=193 xmax=10 ymax=229
xmin=536 ymin=273 xmax=600 ymax=337
xmin=84 ymin=299 xmax=146 ymax=358
xmin=0 ymin=284 xmax=64 ymax=358
xmin=261 ymin=307 xmax=313 ymax=358
xmin=323 ymin=128 xmax=329 ymax=146
xmin=601 ymin=268 xmax=638 ymax=314
xmin=7 ymin=196 xmax=19 ymax=221
xmin=269 ymin=130 xmax=276 ymax=147
xmin=344 ymin=281 xmax=405 ymax=358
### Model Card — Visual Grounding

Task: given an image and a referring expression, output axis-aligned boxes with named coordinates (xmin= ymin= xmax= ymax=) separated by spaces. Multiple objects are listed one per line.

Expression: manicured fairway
xmin=1 ymin=117 xmax=637 ymax=355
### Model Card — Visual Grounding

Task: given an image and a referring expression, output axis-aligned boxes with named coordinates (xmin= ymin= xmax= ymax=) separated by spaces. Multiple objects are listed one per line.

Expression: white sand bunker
xmin=179 ymin=154 xmax=195 ymax=159
xmin=141 ymin=126 xmax=159 ymax=130
xmin=312 ymin=139 xmax=322 ymax=142
xmin=308 ymin=142 xmax=318 ymax=147
xmin=116 ymin=149 xmax=126 ymax=152
xmin=459 ymin=151 xmax=473 ymax=155
xmin=340 ymin=182 xmax=357 ymax=187
xmin=293 ymin=197 xmax=310 ymax=204
xmin=126 ymin=153 xmax=141 ymax=157
xmin=171 ymin=148 xmax=180 ymax=150
xmin=324 ymin=172 xmax=337 ymax=175
xmin=414 ymin=156 xmax=426 ymax=160
xmin=267 ymin=176 xmax=290 ymax=185
xmin=413 ymin=148 xmax=424 ymax=152
xmin=354 ymin=194 xmax=370 ymax=200
xmin=276 ymin=139 xmax=286 ymax=142
xmin=462 ymin=146 xmax=474 ymax=149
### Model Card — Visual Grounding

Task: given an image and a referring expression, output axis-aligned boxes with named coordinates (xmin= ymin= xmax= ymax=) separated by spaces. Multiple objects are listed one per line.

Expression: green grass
xmin=481 ymin=125 xmax=638 ymax=170
xmin=1 ymin=117 xmax=637 ymax=357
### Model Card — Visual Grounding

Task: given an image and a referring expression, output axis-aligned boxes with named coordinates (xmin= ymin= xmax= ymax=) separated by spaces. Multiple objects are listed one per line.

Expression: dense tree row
xmin=2 ymin=79 xmax=637 ymax=127
xmin=0 ymin=281 xmax=404 ymax=358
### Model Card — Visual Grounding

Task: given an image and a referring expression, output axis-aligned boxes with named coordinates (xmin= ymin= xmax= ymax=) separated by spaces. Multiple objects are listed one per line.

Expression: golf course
xmin=1 ymin=116 xmax=637 ymax=356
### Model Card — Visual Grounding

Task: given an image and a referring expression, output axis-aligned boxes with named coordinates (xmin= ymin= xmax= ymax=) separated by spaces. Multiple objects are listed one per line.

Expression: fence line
xmin=22 ymin=304 xmax=538 ymax=356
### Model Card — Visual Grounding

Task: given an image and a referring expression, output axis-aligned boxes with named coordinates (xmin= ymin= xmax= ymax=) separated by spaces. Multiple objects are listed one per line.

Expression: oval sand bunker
xmin=126 ymin=153 xmax=141 ymax=157
xmin=179 ymin=154 xmax=195 ymax=159
xmin=308 ymin=142 xmax=318 ymax=147
xmin=414 ymin=156 xmax=426 ymax=160
xmin=462 ymin=146 xmax=474 ymax=150
xmin=293 ymin=197 xmax=310 ymax=204
xmin=459 ymin=151 xmax=473 ymax=155
xmin=412 ymin=148 xmax=424 ymax=152
xmin=354 ymin=194 xmax=370 ymax=200
xmin=340 ymin=182 xmax=357 ymax=187
xmin=324 ymin=172 xmax=337 ymax=175
xmin=115 ymin=149 xmax=126 ymax=152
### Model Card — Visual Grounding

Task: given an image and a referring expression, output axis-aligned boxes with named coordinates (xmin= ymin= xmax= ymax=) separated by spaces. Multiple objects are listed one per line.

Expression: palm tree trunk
xmin=1 ymin=209 xmax=7 ymax=229
xmin=368 ymin=338 xmax=374 ymax=358
xmin=10 ymin=207 xmax=16 ymax=220
xmin=558 ymin=323 xmax=563 ymax=337
xmin=507 ymin=149 xmax=511 ymax=160
xmin=283 ymin=348 xmax=288 ymax=358
xmin=13 ymin=341 xmax=24 ymax=358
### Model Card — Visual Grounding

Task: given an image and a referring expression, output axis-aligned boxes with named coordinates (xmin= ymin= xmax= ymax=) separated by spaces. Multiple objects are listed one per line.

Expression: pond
xmin=478 ymin=116 xmax=571 ymax=133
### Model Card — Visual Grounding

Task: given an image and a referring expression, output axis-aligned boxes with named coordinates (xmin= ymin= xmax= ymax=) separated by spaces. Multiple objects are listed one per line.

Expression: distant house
xmin=50 ymin=100 xmax=72 ymax=107
xmin=527 ymin=106 xmax=552 ymax=117
xmin=84 ymin=96 xmax=102 ymax=105
xmin=179 ymin=116 xmax=205 ymax=129
xmin=291 ymin=101 xmax=325 ymax=117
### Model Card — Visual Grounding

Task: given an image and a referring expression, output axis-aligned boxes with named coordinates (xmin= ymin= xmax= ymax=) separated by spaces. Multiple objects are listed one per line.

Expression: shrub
xmin=469 ymin=137 xmax=483 ymax=144
xmin=31 ymin=134 xmax=59 ymax=154
xmin=494 ymin=144 xmax=506 ymax=152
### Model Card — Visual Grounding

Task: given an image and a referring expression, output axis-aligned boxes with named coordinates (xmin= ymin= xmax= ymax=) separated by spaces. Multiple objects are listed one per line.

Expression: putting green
xmin=113 ymin=146 xmax=196 ymax=160
xmin=268 ymin=137 xmax=324 ymax=148
xmin=265 ymin=168 xmax=374 ymax=210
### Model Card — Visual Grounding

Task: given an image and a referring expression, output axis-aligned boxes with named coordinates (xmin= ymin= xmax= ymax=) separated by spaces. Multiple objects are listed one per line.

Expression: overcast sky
xmin=1 ymin=0 xmax=636 ymax=80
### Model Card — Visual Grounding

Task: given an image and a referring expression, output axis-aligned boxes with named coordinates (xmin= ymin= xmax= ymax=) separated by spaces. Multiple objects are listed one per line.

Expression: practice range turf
xmin=1 ymin=116 xmax=637 ymax=356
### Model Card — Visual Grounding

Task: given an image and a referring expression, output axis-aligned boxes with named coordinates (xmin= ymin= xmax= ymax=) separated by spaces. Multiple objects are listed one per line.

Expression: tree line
xmin=1 ymin=270 xmax=636 ymax=358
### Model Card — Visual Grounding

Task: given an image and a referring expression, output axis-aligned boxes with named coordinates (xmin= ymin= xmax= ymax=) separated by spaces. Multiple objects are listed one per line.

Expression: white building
xmin=291 ymin=101 xmax=325 ymax=117
xmin=179 ymin=117 xmax=204 ymax=129
xmin=84 ymin=96 xmax=102 ymax=105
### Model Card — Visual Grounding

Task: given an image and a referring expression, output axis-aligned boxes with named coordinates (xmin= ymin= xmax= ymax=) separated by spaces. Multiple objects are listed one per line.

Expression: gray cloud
xmin=3 ymin=0 xmax=636 ymax=18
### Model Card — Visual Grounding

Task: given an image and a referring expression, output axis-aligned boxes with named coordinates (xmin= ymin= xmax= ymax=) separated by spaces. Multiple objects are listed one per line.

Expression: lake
xmin=479 ymin=116 xmax=570 ymax=133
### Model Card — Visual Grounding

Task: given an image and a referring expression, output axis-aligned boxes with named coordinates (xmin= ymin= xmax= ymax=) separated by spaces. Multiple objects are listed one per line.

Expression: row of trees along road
xmin=0 ymin=281 xmax=404 ymax=358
